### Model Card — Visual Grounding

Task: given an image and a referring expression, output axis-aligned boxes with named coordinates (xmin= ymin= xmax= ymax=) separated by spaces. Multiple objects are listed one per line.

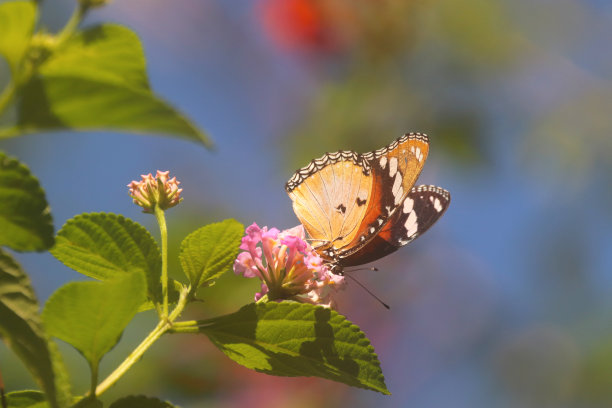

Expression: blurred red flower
xmin=257 ymin=0 xmax=356 ymax=54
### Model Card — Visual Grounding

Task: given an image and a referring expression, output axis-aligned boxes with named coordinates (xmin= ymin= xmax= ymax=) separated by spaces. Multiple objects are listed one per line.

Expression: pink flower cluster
xmin=234 ymin=223 xmax=345 ymax=308
xmin=128 ymin=170 xmax=182 ymax=213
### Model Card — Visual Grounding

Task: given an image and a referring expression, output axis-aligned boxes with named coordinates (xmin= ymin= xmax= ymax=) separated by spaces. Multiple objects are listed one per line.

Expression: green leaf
xmin=51 ymin=213 xmax=162 ymax=304
xmin=0 ymin=23 xmax=212 ymax=147
xmin=7 ymin=75 xmax=212 ymax=146
xmin=200 ymin=302 xmax=389 ymax=394
xmin=0 ymin=152 xmax=54 ymax=251
xmin=0 ymin=250 xmax=71 ymax=408
xmin=179 ymin=219 xmax=243 ymax=290
xmin=6 ymin=390 xmax=48 ymax=408
xmin=42 ymin=24 xmax=149 ymax=90
xmin=0 ymin=1 xmax=37 ymax=74
xmin=109 ymin=395 xmax=177 ymax=408
xmin=42 ymin=272 xmax=146 ymax=368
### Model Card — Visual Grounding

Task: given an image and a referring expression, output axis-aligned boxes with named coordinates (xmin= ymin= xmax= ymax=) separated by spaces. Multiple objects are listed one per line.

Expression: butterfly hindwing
xmin=340 ymin=185 xmax=451 ymax=267
xmin=338 ymin=133 xmax=430 ymax=258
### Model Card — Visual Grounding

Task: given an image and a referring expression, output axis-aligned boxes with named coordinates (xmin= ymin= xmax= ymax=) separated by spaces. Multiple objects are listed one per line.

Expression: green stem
xmin=154 ymin=205 xmax=169 ymax=319
xmin=168 ymin=287 xmax=189 ymax=321
xmin=94 ymin=287 xmax=190 ymax=396
xmin=56 ymin=4 xmax=87 ymax=45
xmin=169 ymin=324 xmax=199 ymax=334
xmin=171 ymin=320 xmax=198 ymax=327
xmin=94 ymin=320 xmax=167 ymax=396
xmin=89 ymin=361 xmax=98 ymax=398
xmin=168 ymin=319 xmax=214 ymax=334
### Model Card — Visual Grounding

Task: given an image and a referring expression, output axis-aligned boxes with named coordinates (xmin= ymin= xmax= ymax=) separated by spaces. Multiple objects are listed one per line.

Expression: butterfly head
xmin=312 ymin=244 xmax=345 ymax=275
xmin=327 ymin=262 xmax=345 ymax=276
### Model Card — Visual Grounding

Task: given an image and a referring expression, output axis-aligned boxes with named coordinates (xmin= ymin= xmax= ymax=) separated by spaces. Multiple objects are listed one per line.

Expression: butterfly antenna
xmin=347 ymin=267 xmax=379 ymax=272
xmin=344 ymin=273 xmax=390 ymax=310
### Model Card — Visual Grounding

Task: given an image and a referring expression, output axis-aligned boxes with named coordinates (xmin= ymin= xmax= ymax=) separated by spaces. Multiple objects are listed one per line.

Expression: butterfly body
xmin=286 ymin=133 xmax=450 ymax=274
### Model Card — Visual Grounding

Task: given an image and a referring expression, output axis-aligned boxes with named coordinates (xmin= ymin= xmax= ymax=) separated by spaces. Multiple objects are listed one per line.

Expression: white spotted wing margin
xmin=339 ymin=185 xmax=450 ymax=267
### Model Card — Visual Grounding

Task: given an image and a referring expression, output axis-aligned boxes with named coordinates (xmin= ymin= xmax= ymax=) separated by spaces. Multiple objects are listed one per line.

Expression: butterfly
xmin=285 ymin=133 xmax=450 ymax=274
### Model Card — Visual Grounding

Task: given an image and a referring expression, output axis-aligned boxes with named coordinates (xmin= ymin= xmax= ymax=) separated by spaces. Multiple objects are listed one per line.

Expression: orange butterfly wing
xmin=286 ymin=151 xmax=373 ymax=253
xmin=286 ymin=133 xmax=430 ymax=263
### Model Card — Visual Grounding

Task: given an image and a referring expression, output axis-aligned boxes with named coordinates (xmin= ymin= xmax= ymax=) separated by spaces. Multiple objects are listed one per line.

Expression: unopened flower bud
xmin=128 ymin=170 xmax=183 ymax=213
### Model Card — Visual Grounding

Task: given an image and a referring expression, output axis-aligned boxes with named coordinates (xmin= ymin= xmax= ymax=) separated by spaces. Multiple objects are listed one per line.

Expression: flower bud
xmin=128 ymin=171 xmax=182 ymax=213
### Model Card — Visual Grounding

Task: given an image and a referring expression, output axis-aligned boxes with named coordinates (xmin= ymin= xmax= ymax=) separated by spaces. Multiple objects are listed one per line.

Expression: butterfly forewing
xmin=287 ymin=151 xmax=373 ymax=250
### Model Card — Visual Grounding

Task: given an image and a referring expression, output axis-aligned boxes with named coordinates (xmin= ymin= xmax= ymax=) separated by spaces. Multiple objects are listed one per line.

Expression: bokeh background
xmin=1 ymin=0 xmax=612 ymax=407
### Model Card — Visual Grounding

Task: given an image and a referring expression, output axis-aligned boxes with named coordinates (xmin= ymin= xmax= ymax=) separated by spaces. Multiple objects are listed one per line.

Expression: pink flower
xmin=233 ymin=223 xmax=345 ymax=308
xmin=128 ymin=170 xmax=182 ymax=213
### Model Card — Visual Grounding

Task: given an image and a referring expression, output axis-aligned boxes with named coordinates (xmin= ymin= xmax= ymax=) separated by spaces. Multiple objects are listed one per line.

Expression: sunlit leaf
xmin=0 ymin=250 xmax=71 ymax=408
xmin=0 ymin=1 xmax=37 ymax=74
xmin=0 ymin=22 xmax=212 ymax=146
xmin=179 ymin=219 xmax=243 ymax=290
xmin=109 ymin=395 xmax=177 ymax=408
xmin=42 ymin=272 xmax=146 ymax=368
xmin=2 ymin=74 xmax=211 ymax=146
xmin=0 ymin=152 xmax=54 ymax=251
xmin=41 ymin=24 xmax=149 ymax=90
xmin=199 ymin=302 xmax=390 ymax=394
xmin=51 ymin=212 xmax=162 ymax=304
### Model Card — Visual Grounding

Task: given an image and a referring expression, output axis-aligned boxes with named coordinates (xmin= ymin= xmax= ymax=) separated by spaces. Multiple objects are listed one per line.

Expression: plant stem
xmin=171 ymin=320 xmax=198 ymax=327
xmin=168 ymin=287 xmax=189 ymax=322
xmin=169 ymin=324 xmax=199 ymax=334
xmin=94 ymin=287 xmax=190 ymax=396
xmin=89 ymin=362 xmax=98 ymax=399
xmin=94 ymin=320 xmax=167 ymax=396
xmin=154 ymin=205 xmax=169 ymax=319
xmin=168 ymin=319 xmax=217 ymax=334
xmin=168 ymin=319 xmax=202 ymax=334
xmin=56 ymin=4 xmax=87 ymax=45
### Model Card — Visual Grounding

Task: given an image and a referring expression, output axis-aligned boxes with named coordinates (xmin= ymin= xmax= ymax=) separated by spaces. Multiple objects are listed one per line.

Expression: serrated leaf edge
xmin=53 ymin=212 xmax=160 ymax=274
xmin=203 ymin=302 xmax=388 ymax=393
